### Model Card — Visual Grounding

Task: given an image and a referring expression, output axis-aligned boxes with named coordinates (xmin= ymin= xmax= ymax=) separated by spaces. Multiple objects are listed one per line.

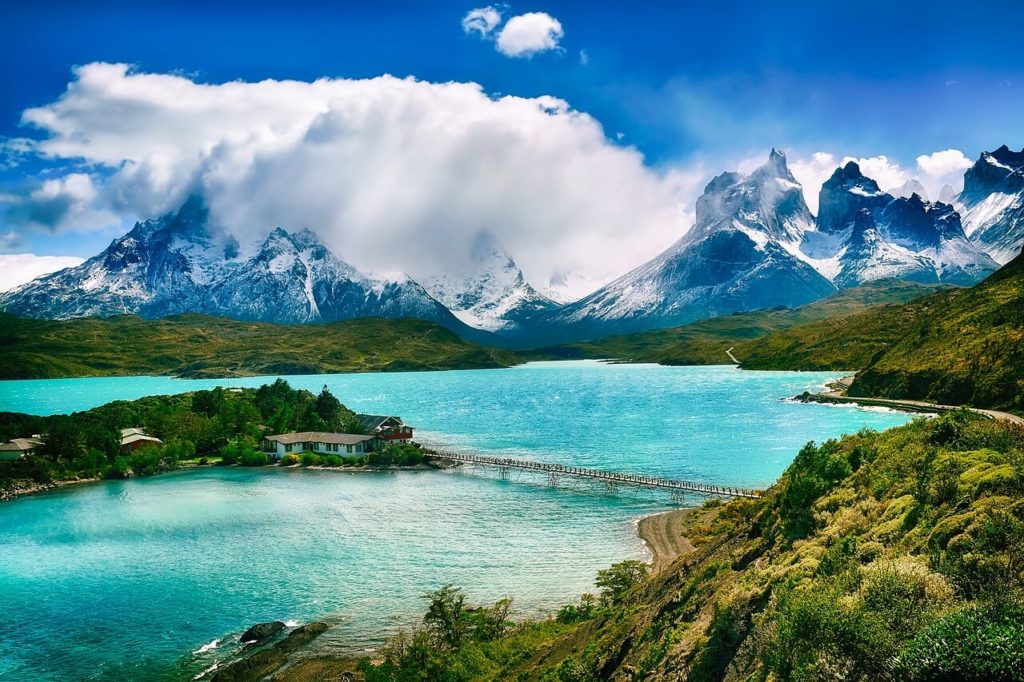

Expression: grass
xmin=367 ymin=411 xmax=1024 ymax=680
xmin=527 ymin=280 xmax=948 ymax=366
xmin=0 ymin=314 xmax=522 ymax=379
xmin=733 ymin=250 xmax=1024 ymax=411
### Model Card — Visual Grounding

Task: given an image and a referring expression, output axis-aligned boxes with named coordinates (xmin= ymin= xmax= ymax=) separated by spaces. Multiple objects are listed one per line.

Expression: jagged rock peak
xmin=760 ymin=147 xmax=792 ymax=178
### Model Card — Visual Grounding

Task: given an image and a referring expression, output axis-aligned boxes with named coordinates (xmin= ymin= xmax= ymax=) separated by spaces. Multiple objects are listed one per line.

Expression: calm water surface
xmin=0 ymin=362 xmax=914 ymax=679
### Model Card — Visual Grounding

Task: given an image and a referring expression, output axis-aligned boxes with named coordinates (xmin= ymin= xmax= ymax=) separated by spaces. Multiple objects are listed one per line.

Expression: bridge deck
xmin=430 ymin=451 xmax=762 ymax=499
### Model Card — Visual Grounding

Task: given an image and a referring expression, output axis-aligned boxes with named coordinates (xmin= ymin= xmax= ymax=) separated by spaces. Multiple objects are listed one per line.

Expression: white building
xmin=260 ymin=432 xmax=383 ymax=460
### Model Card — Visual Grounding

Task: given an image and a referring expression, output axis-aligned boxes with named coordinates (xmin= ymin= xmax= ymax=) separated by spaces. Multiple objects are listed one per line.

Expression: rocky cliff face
xmin=807 ymin=162 xmax=997 ymax=287
xmin=544 ymin=150 xmax=837 ymax=340
xmin=957 ymin=145 xmax=1024 ymax=264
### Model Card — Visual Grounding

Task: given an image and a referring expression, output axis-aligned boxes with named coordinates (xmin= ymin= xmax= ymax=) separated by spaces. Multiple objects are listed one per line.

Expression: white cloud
xmin=461 ymin=6 xmax=502 ymax=37
xmin=2 ymin=172 xmax=119 ymax=232
xmin=579 ymin=49 xmax=589 ymax=65
xmin=789 ymin=148 xmax=976 ymax=214
xmin=915 ymin=148 xmax=972 ymax=197
xmin=0 ymin=254 xmax=84 ymax=292
xmin=495 ymin=12 xmax=563 ymax=57
xmin=916 ymin=149 xmax=972 ymax=177
xmin=842 ymin=155 xmax=910 ymax=194
xmin=18 ymin=63 xmax=700 ymax=299
xmin=790 ymin=152 xmax=839 ymax=214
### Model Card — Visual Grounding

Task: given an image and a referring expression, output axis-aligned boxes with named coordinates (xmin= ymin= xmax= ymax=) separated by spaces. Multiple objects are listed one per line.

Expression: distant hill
xmin=0 ymin=314 xmax=520 ymax=379
xmin=735 ymin=249 xmax=1024 ymax=411
xmin=532 ymin=280 xmax=949 ymax=365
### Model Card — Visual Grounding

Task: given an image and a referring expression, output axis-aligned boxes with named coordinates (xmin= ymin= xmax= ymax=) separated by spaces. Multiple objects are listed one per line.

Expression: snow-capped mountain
xmin=543 ymin=150 xmax=837 ymax=339
xmin=0 ymin=198 xmax=465 ymax=330
xmin=956 ymin=145 xmax=1024 ymax=264
xmin=889 ymin=179 xmax=929 ymax=201
xmin=423 ymin=234 xmax=560 ymax=332
xmin=804 ymin=162 xmax=997 ymax=287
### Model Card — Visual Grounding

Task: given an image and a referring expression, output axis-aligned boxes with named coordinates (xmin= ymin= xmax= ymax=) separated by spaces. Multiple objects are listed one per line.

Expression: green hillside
xmin=533 ymin=280 xmax=948 ymax=365
xmin=334 ymin=411 xmax=1023 ymax=680
xmin=735 ymin=251 xmax=1024 ymax=411
xmin=0 ymin=314 xmax=521 ymax=379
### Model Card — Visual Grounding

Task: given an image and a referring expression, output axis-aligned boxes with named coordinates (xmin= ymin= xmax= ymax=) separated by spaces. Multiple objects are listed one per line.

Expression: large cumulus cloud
xmin=15 ymin=63 xmax=700 ymax=296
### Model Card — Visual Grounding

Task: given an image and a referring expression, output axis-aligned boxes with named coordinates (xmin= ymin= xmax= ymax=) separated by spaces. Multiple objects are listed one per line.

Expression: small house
xmin=0 ymin=436 xmax=44 ymax=461
xmin=355 ymin=414 xmax=414 ymax=443
xmin=120 ymin=427 xmax=163 ymax=454
xmin=260 ymin=432 xmax=384 ymax=460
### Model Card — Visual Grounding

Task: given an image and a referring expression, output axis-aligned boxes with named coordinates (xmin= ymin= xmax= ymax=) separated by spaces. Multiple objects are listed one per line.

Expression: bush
xmin=595 ymin=560 xmax=649 ymax=605
xmin=219 ymin=440 xmax=267 ymax=466
xmin=896 ymin=602 xmax=1024 ymax=681
xmin=557 ymin=594 xmax=598 ymax=624
xmin=776 ymin=440 xmax=853 ymax=540
xmin=281 ymin=454 xmax=300 ymax=466
xmin=301 ymin=452 xmax=321 ymax=466
xmin=323 ymin=454 xmax=342 ymax=467
xmin=763 ymin=585 xmax=895 ymax=680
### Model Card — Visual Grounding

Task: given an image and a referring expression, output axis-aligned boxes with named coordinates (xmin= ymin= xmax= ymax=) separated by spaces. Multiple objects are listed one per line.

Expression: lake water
xmin=0 ymin=362 xmax=914 ymax=679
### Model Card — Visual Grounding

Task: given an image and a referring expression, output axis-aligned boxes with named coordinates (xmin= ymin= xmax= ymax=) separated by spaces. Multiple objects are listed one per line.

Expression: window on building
xmin=285 ymin=444 xmax=293 ymax=453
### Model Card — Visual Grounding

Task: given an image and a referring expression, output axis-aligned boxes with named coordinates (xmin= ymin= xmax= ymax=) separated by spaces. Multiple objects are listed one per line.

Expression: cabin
xmin=0 ymin=436 xmax=44 ymax=461
xmin=260 ymin=432 xmax=384 ymax=460
xmin=355 ymin=414 xmax=415 ymax=443
xmin=120 ymin=427 xmax=163 ymax=454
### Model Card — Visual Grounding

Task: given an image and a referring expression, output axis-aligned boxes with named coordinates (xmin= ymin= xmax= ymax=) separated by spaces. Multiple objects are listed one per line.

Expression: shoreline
xmin=635 ymin=508 xmax=696 ymax=574
xmin=1 ymin=461 xmax=451 ymax=504
xmin=0 ymin=475 xmax=101 ymax=502
xmin=797 ymin=376 xmax=1024 ymax=426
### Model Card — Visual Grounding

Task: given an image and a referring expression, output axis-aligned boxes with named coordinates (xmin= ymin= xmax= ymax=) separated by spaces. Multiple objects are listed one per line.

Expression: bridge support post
xmin=498 ymin=466 xmax=509 ymax=480
xmin=547 ymin=473 xmax=560 ymax=487
xmin=671 ymin=491 xmax=686 ymax=505
xmin=605 ymin=481 xmax=618 ymax=494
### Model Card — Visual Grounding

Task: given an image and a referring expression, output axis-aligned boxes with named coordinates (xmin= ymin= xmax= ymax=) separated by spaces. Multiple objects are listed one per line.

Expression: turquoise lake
xmin=0 ymin=362 xmax=915 ymax=680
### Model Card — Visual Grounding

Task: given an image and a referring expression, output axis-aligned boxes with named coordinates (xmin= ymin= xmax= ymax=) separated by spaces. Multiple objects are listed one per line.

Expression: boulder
xmin=239 ymin=621 xmax=286 ymax=645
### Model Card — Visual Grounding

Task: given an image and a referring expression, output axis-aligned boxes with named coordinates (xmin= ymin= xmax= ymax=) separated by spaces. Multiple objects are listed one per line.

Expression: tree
xmin=315 ymin=385 xmax=342 ymax=424
xmin=596 ymin=560 xmax=649 ymax=605
xmin=423 ymin=584 xmax=467 ymax=651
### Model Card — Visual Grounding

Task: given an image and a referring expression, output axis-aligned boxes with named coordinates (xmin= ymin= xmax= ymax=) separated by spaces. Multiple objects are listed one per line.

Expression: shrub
xmin=595 ymin=560 xmax=649 ymax=605
xmin=776 ymin=440 xmax=854 ymax=540
xmin=323 ymin=454 xmax=343 ymax=467
xmin=557 ymin=593 xmax=598 ymax=624
xmin=896 ymin=602 xmax=1024 ymax=680
xmin=281 ymin=454 xmax=300 ymax=466
xmin=763 ymin=585 xmax=895 ymax=680
xmin=301 ymin=452 xmax=321 ymax=466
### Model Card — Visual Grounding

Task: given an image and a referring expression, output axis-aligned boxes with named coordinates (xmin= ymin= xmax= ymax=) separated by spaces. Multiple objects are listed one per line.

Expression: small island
xmin=0 ymin=379 xmax=431 ymax=500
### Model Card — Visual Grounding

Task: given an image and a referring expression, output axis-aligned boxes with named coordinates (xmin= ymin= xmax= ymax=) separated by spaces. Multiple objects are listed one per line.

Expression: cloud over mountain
xmin=12 ymin=63 xmax=700 ymax=298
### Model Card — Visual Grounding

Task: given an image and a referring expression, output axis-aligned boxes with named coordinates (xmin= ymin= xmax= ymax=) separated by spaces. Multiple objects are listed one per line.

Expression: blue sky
xmin=1 ymin=0 xmax=1022 ymax=292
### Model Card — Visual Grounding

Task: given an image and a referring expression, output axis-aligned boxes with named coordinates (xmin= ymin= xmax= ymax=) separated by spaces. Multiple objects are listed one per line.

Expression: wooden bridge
xmin=429 ymin=451 xmax=762 ymax=500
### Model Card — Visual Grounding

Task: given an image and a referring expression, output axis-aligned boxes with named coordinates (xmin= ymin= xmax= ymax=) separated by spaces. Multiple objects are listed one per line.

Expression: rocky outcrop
xmin=239 ymin=621 xmax=286 ymax=645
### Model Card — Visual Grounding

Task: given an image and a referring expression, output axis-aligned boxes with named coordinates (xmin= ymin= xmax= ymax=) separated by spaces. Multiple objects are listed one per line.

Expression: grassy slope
xmin=735 ymin=251 xmax=1024 ymax=411
xmin=0 ymin=314 xmax=521 ymax=379
xmin=417 ymin=413 xmax=1024 ymax=681
xmin=530 ymin=280 xmax=947 ymax=366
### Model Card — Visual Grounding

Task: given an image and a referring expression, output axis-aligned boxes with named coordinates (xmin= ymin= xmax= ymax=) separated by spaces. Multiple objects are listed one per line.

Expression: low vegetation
xmin=0 ymin=379 xmax=422 ymax=495
xmin=735 ymin=250 xmax=1024 ymax=411
xmin=0 ymin=314 xmax=520 ymax=379
xmin=531 ymin=280 xmax=946 ymax=366
xmin=324 ymin=411 xmax=1024 ymax=680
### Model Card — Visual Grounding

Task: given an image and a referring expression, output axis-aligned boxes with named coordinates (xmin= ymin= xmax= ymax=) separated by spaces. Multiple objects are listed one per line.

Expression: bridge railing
xmin=430 ymin=451 xmax=761 ymax=499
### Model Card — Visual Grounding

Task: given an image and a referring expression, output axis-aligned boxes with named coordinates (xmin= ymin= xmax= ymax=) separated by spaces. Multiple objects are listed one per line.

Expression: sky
xmin=1 ymin=0 xmax=1022 ymax=296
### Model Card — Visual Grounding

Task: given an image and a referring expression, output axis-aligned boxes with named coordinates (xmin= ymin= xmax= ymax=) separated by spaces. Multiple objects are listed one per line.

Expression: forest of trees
xmin=0 ymin=379 xmax=421 ymax=491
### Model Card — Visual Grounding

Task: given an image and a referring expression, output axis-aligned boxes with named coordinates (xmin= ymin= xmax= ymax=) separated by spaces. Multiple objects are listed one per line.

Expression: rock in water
xmin=273 ymin=622 xmax=329 ymax=653
xmin=239 ymin=621 xmax=286 ymax=644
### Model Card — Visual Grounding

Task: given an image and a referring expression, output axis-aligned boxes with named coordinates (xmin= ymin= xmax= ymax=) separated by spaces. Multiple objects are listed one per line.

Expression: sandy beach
xmin=636 ymin=508 xmax=695 ymax=573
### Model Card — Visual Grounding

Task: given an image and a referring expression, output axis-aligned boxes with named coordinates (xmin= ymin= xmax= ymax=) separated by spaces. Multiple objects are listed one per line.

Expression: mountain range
xmin=2 ymin=145 xmax=1021 ymax=344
